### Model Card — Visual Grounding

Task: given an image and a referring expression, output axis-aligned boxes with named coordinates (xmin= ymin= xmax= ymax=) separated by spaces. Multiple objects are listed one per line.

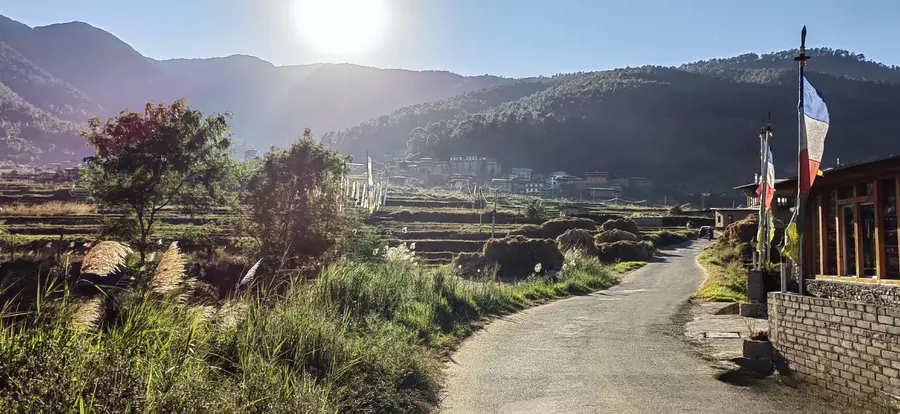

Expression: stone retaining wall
xmin=768 ymin=292 xmax=900 ymax=411
xmin=806 ymin=279 xmax=900 ymax=308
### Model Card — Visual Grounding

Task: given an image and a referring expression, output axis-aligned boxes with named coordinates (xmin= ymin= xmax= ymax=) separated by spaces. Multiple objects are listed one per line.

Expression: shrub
xmin=524 ymin=199 xmax=549 ymax=221
xmin=600 ymin=218 xmax=640 ymax=235
xmin=482 ymin=235 xmax=564 ymax=280
xmin=597 ymin=240 xmax=653 ymax=263
xmin=540 ymin=217 xmax=597 ymax=239
xmin=595 ymin=229 xmax=640 ymax=243
xmin=556 ymin=229 xmax=598 ymax=255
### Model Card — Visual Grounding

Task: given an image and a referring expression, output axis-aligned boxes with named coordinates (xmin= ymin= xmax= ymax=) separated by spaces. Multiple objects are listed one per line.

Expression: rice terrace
xmin=2 ymin=2 xmax=900 ymax=413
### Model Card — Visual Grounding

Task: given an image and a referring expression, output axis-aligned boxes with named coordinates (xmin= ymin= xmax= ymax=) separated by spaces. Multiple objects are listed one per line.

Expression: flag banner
xmin=756 ymin=139 xmax=775 ymax=211
xmin=383 ymin=176 xmax=390 ymax=205
xmin=800 ymin=76 xmax=830 ymax=194
xmin=783 ymin=212 xmax=801 ymax=265
xmin=367 ymin=156 xmax=374 ymax=186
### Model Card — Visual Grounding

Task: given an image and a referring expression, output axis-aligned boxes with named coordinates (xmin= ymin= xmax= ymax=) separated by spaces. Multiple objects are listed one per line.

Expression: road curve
xmin=441 ymin=241 xmax=829 ymax=413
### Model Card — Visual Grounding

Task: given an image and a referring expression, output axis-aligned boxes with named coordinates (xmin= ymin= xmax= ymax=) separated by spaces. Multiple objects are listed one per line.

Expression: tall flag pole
xmin=756 ymin=116 xmax=775 ymax=267
xmin=788 ymin=26 xmax=830 ymax=293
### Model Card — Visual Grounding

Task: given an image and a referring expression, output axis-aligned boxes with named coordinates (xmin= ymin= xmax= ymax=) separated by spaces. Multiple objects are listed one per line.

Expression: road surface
xmin=442 ymin=241 xmax=832 ymax=413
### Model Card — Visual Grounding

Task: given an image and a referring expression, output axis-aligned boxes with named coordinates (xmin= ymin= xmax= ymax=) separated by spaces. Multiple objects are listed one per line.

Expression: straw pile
xmin=595 ymin=229 xmax=641 ymax=243
xmin=482 ymin=235 xmax=564 ymax=280
xmin=539 ymin=217 xmax=597 ymax=238
xmin=719 ymin=214 xmax=758 ymax=245
xmin=600 ymin=218 xmax=640 ymax=236
xmin=597 ymin=240 xmax=653 ymax=263
xmin=556 ymin=228 xmax=599 ymax=255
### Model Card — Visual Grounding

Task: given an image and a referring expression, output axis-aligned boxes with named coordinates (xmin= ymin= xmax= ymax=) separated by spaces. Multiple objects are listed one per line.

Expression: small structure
xmin=587 ymin=187 xmax=622 ymax=201
xmin=449 ymin=155 xmax=501 ymax=178
xmin=509 ymin=167 xmax=532 ymax=180
xmin=711 ymin=207 xmax=756 ymax=230
xmin=519 ymin=179 xmax=545 ymax=194
xmin=583 ymin=171 xmax=609 ymax=187
xmin=490 ymin=178 xmax=514 ymax=193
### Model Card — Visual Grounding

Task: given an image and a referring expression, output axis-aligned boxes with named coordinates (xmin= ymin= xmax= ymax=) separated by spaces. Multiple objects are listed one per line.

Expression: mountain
xmin=326 ymin=49 xmax=900 ymax=192
xmin=0 ymin=15 xmax=512 ymax=160
xmin=0 ymin=81 xmax=83 ymax=162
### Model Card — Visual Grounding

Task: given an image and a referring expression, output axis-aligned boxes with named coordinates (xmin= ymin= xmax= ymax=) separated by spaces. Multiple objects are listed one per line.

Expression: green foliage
xmin=696 ymin=242 xmax=749 ymax=302
xmin=245 ymin=131 xmax=349 ymax=273
xmin=0 ymin=249 xmax=617 ymax=412
xmin=524 ymin=199 xmax=549 ymax=221
xmin=82 ymin=100 xmax=234 ymax=263
xmin=614 ymin=261 xmax=647 ymax=273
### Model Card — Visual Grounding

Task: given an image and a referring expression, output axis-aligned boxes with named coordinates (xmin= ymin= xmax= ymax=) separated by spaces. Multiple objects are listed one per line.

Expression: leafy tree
xmin=524 ymin=199 xmax=549 ymax=221
xmin=245 ymin=129 xmax=349 ymax=273
xmin=82 ymin=99 xmax=234 ymax=263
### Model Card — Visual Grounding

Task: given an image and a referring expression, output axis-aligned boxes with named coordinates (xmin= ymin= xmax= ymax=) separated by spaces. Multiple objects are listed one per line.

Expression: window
xmin=882 ymin=179 xmax=899 ymax=279
xmin=727 ymin=215 xmax=734 ymax=224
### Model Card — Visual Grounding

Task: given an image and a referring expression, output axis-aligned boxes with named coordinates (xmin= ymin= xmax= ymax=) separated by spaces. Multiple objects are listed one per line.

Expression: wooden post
xmin=818 ymin=195 xmax=828 ymax=276
xmin=875 ymin=180 xmax=885 ymax=280
xmin=854 ymin=185 xmax=863 ymax=278
xmin=836 ymin=190 xmax=845 ymax=276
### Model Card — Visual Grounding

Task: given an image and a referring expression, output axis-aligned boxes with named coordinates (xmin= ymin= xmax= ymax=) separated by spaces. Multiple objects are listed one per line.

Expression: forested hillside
xmin=326 ymin=50 xmax=900 ymax=191
xmin=0 ymin=15 xmax=511 ymax=161
xmin=0 ymin=81 xmax=82 ymax=161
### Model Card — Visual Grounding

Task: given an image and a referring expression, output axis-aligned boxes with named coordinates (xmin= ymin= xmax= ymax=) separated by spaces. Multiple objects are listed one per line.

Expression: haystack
xmin=597 ymin=240 xmax=653 ymax=263
xmin=506 ymin=224 xmax=543 ymax=238
xmin=451 ymin=252 xmax=491 ymax=279
xmin=600 ymin=218 xmax=640 ymax=236
xmin=482 ymin=235 xmax=564 ymax=280
xmin=556 ymin=228 xmax=599 ymax=256
xmin=595 ymin=229 xmax=641 ymax=243
xmin=719 ymin=214 xmax=758 ymax=245
xmin=539 ymin=217 xmax=597 ymax=238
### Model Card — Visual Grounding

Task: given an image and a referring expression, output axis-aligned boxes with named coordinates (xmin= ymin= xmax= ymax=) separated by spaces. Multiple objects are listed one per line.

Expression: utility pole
xmin=490 ymin=192 xmax=497 ymax=239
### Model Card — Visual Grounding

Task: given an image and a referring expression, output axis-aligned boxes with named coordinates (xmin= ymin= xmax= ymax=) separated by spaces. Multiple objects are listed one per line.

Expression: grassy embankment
xmin=0 ymin=251 xmax=621 ymax=413
xmin=695 ymin=241 xmax=749 ymax=302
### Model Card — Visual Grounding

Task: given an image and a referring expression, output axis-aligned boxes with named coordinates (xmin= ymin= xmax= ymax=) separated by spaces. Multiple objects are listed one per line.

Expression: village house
xmin=736 ymin=155 xmax=900 ymax=410
xmin=449 ymin=155 xmax=501 ymax=178
xmin=509 ymin=167 xmax=532 ymax=180
xmin=587 ymin=187 xmax=622 ymax=201
xmin=711 ymin=207 xmax=757 ymax=230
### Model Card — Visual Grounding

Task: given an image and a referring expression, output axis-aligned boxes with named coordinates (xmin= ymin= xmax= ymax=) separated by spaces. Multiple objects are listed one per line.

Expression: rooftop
xmin=734 ymin=154 xmax=900 ymax=191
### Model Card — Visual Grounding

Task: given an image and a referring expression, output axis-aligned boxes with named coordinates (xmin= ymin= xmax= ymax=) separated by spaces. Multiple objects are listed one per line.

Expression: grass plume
xmin=80 ymin=241 xmax=133 ymax=276
xmin=150 ymin=242 xmax=187 ymax=296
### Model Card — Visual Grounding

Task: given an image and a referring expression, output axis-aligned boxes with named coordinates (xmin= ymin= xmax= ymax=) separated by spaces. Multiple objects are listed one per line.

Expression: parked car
xmin=698 ymin=226 xmax=714 ymax=239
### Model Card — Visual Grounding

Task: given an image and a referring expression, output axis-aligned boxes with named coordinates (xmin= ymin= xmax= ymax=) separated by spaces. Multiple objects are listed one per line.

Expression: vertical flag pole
xmin=764 ymin=114 xmax=773 ymax=264
xmin=756 ymin=125 xmax=767 ymax=271
xmin=794 ymin=27 xmax=810 ymax=294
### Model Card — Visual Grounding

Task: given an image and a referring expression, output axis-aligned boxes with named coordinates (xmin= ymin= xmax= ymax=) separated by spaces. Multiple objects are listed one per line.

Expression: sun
xmin=292 ymin=0 xmax=389 ymax=56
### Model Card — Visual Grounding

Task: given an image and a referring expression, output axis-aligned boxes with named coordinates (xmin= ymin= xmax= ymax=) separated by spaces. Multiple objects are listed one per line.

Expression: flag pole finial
xmin=794 ymin=26 xmax=810 ymax=65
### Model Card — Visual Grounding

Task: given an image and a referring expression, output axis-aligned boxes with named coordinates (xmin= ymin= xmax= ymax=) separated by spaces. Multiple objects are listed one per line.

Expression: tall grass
xmin=695 ymin=242 xmax=749 ymax=302
xmin=0 ymin=252 xmax=618 ymax=412
xmin=0 ymin=201 xmax=94 ymax=216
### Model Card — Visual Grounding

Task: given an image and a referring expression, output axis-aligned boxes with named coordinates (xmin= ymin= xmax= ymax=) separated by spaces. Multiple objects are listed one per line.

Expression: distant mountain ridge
xmin=0 ymin=15 xmax=511 ymax=162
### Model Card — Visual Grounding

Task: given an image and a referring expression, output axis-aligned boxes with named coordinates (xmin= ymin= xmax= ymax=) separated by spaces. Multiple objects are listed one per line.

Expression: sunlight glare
xmin=292 ymin=0 xmax=389 ymax=56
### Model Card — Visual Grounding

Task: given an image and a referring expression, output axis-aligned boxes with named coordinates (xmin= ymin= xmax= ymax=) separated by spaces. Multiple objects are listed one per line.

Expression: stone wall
xmin=768 ymin=292 xmax=900 ymax=411
xmin=807 ymin=279 xmax=900 ymax=308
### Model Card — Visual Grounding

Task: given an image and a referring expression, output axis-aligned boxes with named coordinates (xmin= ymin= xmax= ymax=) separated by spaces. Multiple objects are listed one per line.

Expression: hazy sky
xmin=2 ymin=0 xmax=898 ymax=77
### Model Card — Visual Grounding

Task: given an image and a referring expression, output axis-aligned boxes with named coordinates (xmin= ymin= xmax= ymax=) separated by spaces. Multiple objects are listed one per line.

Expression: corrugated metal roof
xmin=733 ymin=154 xmax=900 ymax=190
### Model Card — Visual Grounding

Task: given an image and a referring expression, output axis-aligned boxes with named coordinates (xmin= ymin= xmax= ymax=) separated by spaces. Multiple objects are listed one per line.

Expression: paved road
xmin=442 ymin=241 xmax=832 ymax=413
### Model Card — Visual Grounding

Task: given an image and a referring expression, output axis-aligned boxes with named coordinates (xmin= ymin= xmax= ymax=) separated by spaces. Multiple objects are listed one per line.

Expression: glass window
xmin=882 ymin=179 xmax=899 ymax=279
xmin=843 ymin=205 xmax=857 ymax=276
xmin=860 ymin=203 xmax=877 ymax=277
xmin=825 ymin=192 xmax=838 ymax=275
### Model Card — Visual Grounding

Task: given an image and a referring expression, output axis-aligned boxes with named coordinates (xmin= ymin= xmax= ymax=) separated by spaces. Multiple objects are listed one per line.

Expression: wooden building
xmin=737 ymin=155 xmax=900 ymax=284
xmin=711 ymin=207 xmax=757 ymax=230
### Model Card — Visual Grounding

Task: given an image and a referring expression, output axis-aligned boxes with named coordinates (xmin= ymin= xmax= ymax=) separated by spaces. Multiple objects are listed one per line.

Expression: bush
xmin=482 ymin=235 xmax=564 ymax=280
xmin=600 ymin=218 xmax=640 ymax=236
xmin=595 ymin=229 xmax=641 ymax=243
xmin=556 ymin=229 xmax=598 ymax=255
xmin=524 ymin=199 xmax=549 ymax=221
xmin=597 ymin=240 xmax=654 ymax=263
xmin=539 ymin=217 xmax=597 ymax=238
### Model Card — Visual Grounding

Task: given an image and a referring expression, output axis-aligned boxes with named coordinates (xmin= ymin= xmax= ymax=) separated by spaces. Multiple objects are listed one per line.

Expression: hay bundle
xmin=539 ymin=217 xmax=597 ymax=238
xmin=506 ymin=224 xmax=543 ymax=238
xmin=81 ymin=241 xmax=133 ymax=277
xmin=556 ymin=228 xmax=598 ymax=255
xmin=150 ymin=242 xmax=187 ymax=296
xmin=600 ymin=218 xmax=640 ymax=236
xmin=451 ymin=252 xmax=491 ymax=279
xmin=482 ymin=235 xmax=564 ymax=280
xmin=595 ymin=229 xmax=641 ymax=243
xmin=719 ymin=214 xmax=758 ymax=245
xmin=597 ymin=240 xmax=653 ymax=263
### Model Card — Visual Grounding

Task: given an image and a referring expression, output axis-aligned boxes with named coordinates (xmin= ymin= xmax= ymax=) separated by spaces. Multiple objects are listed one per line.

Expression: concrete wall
xmin=768 ymin=292 xmax=900 ymax=411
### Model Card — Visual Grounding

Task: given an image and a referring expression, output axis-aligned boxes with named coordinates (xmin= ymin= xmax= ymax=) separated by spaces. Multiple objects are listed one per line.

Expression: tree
xmin=82 ymin=100 xmax=234 ymax=264
xmin=245 ymin=130 xmax=349 ymax=273
xmin=524 ymin=199 xmax=549 ymax=221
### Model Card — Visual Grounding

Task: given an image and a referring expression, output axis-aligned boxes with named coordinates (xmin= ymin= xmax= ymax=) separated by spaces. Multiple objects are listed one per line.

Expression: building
xmin=630 ymin=177 xmax=653 ymax=192
xmin=736 ymin=155 xmax=900 ymax=411
xmin=509 ymin=167 xmax=532 ymax=180
xmin=490 ymin=178 xmax=514 ymax=193
xmin=710 ymin=208 xmax=756 ymax=230
xmin=583 ymin=171 xmax=609 ymax=187
xmin=587 ymin=187 xmax=622 ymax=201
xmin=348 ymin=163 xmax=366 ymax=174
xmin=546 ymin=172 xmax=581 ymax=189
xmin=559 ymin=205 xmax=591 ymax=217
xmin=520 ymin=179 xmax=545 ymax=194
xmin=449 ymin=155 xmax=501 ymax=178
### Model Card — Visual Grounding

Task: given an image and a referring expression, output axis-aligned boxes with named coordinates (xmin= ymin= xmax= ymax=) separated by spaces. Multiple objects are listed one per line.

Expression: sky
xmin=2 ymin=0 xmax=899 ymax=78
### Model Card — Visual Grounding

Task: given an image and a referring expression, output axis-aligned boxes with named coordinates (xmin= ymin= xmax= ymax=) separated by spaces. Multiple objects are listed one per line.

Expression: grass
xmin=0 ymin=251 xmax=619 ymax=413
xmin=0 ymin=201 xmax=94 ymax=216
xmin=614 ymin=261 xmax=647 ymax=273
xmin=695 ymin=242 xmax=749 ymax=302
